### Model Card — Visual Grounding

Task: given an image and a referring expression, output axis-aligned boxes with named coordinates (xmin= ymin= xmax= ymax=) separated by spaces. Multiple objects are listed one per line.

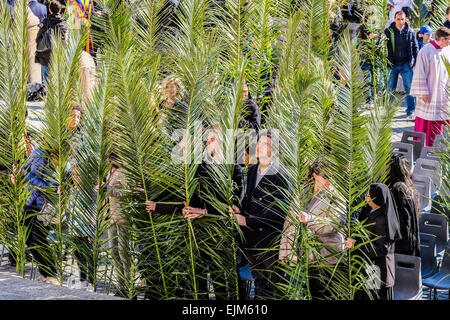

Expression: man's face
xmin=422 ymin=33 xmax=432 ymax=43
xmin=242 ymin=85 xmax=249 ymax=101
xmin=256 ymin=136 xmax=271 ymax=163
xmin=394 ymin=13 xmax=406 ymax=29
xmin=446 ymin=12 xmax=450 ymax=22
xmin=438 ymin=35 xmax=450 ymax=48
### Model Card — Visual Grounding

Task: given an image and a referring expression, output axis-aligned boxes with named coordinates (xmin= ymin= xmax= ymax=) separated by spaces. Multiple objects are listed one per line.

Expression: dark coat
xmin=391 ymin=184 xmax=420 ymax=257
xmin=239 ymin=99 xmax=261 ymax=134
xmin=239 ymin=163 xmax=290 ymax=249
xmin=357 ymin=207 xmax=396 ymax=288
xmin=444 ymin=20 xmax=450 ymax=29
xmin=35 ymin=13 xmax=67 ymax=67
xmin=154 ymin=163 xmax=243 ymax=216
xmin=384 ymin=22 xmax=418 ymax=67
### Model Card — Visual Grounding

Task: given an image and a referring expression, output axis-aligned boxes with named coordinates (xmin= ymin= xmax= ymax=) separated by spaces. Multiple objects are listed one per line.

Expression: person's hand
xmin=57 ymin=186 xmax=61 ymax=195
xmin=281 ymin=258 xmax=288 ymax=264
xmin=228 ymin=205 xmax=241 ymax=214
xmin=346 ymin=237 xmax=356 ymax=249
xmin=182 ymin=203 xmax=206 ymax=219
xmin=134 ymin=187 xmax=144 ymax=195
xmin=233 ymin=213 xmax=247 ymax=226
xmin=298 ymin=212 xmax=309 ymax=224
xmin=10 ymin=164 xmax=16 ymax=185
xmin=146 ymin=200 xmax=156 ymax=213
xmin=422 ymin=95 xmax=430 ymax=103
xmin=369 ymin=33 xmax=376 ymax=39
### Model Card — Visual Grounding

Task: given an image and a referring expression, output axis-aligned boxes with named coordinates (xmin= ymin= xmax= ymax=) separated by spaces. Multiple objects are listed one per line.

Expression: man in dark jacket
xmin=443 ymin=6 xmax=450 ymax=29
xmin=384 ymin=10 xmax=418 ymax=120
xmin=231 ymin=130 xmax=290 ymax=299
xmin=35 ymin=0 xmax=67 ymax=83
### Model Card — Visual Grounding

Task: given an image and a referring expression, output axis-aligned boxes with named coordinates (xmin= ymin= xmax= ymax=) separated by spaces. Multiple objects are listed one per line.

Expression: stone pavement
xmin=0 ymin=268 xmax=123 ymax=300
xmin=391 ymin=101 xmax=415 ymax=143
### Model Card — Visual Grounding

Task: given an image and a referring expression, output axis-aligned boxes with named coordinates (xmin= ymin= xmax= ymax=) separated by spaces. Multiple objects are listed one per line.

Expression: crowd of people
xmin=2 ymin=0 xmax=449 ymax=301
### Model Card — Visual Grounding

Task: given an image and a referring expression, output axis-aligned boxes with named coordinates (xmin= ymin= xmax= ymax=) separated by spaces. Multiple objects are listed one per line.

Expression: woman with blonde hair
xmin=158 ymin=76 xmax=188 ymax=134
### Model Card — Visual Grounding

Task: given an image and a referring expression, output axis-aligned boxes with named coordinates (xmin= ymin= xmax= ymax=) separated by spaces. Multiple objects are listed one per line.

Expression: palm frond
xmin=36 ymin=21 xmax=86 ymax=285
xmin=0 ymin=0 xmax=33 ymax=277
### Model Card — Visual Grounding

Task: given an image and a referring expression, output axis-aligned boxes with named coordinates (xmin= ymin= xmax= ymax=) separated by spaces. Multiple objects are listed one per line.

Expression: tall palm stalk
xmin=70 ymin=62 xmax=115 ymax=292
xmin=165 ymin=0 xmax=226 ymax=299
xmin=37 ymin=24 xmax=85 ymax=284
xmin=328 ymin=30 xmax=384 ymax=299
xmin=0 ymin=0 xmax=31 ymax=278
xmin=97 ymin=0 xmax=181 ymax=299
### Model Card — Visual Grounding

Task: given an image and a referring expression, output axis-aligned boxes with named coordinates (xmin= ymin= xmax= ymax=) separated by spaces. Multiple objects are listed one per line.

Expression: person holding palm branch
xmin=231 ymin=131 xmax=289 ymax=300
xmin=145 ymin=125 xmax=243 ymax=299
xmin=279 ymin=157 xmax=346 ymax=300
xmin=346 ymin=183 xmax=402 ymax=300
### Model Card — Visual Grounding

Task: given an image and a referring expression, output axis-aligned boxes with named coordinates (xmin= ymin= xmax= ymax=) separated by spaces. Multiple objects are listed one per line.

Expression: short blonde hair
xmin=161 ymin=76 xmax=183 ymax=99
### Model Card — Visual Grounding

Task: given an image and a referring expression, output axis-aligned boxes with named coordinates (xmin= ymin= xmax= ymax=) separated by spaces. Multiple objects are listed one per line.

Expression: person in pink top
xmin=410 ymin=27 xmax=450 ymax=146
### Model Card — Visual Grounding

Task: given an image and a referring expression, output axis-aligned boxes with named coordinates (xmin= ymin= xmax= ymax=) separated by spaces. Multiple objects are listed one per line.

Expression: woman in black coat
xmin=347 ymin=183 xmax=402 ymax=300
xmin=387 ymin=154 xmax=421 ymax=257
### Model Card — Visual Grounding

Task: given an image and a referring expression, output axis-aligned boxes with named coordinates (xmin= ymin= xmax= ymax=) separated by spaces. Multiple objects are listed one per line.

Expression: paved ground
xmin=0 ymin=271 xmax=123 ymax=300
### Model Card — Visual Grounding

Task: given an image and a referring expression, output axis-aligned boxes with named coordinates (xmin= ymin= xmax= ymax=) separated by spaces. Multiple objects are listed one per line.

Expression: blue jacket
xmin=28 ymin=0 xmax=47 ymax=24
xmin=23 ymin=148 xmax=71 ymax=209
xmin=384 ymin=22 xmax=418 ymax=68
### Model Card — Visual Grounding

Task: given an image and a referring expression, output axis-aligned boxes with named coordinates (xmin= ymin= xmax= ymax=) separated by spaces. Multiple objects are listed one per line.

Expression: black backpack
xmin=26 ymin=82 xmax=46 ymax=101
xmin=36 ymin=19 xmax=52 ymax=53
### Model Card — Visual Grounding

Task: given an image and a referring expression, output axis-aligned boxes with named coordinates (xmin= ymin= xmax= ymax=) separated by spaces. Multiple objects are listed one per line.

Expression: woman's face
xmin=67 ymin=110 xmax=81 ymax=130
xmin=164 ymin=81 xmax=177 ymax=99
xmin=313 ymin=172 xmax=329 ymax=189
xmin=365 ymin=190 xmax=379 ymax=209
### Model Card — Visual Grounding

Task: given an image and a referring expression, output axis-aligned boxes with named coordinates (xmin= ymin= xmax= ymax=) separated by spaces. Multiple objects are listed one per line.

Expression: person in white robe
xmin=410 ymin=27 xmax=450 ymax=146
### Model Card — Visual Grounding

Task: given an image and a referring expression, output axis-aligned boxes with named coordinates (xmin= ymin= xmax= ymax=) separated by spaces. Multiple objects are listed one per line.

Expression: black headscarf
xmin=369 ymin=183 xmax=402 ymax=242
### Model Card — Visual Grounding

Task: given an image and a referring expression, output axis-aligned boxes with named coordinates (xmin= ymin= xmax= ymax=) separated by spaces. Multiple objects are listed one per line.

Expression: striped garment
xmin=410 ymin=42 xmax=450 ymax=121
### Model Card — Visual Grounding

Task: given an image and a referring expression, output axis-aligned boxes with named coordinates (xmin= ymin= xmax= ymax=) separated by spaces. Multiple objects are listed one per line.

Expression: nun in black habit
xmin=349 ymin=183 xmax=402 ymax=300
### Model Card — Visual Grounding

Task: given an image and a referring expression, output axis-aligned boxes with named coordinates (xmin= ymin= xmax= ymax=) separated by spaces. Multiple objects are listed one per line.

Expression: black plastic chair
xmin=393 ymin=254 xmax=422 ymax=300
xmin=419 ymin=146 xmax=440 ymax=162
xmin=401 ymin=131 xmax=426 ymax=161
xmin=413 ymin=158 xmax=441 ymax=195
xmin=413 ymin=175 xmax=432 ymax=212
xmin=419 ymin=214 xmax=449 ymax=256
xmin=392 ymin=142 xmax=414 ymax=172
xmin=419 ymin=233 xmax=438 ymax=279
xmin=422 ymin=240 xmax=450 ymax=300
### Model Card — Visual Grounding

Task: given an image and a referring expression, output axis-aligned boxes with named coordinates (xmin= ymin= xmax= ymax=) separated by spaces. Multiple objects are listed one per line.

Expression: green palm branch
xmin=0 ymin=0 xmax=33 ymax=277
xmin=97 ymin=0 xmax=185 ymax=299
xmin=70 ymin=61 xmax=115 ymax=293
xmin=36 ymin=22 xmax=86 ymax=284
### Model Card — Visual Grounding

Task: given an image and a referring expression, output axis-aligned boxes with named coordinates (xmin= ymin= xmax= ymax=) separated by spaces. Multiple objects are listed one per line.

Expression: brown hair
xmin=49 ymin=0 xmax=62 ymax=14
xmin=394 ymin=10 xmax=406 ymax=18
xmin=435 ymin=27 xmax=450 ymax=40
xmin=446 ymin=6 xmax=450 ymax=15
